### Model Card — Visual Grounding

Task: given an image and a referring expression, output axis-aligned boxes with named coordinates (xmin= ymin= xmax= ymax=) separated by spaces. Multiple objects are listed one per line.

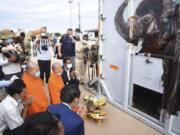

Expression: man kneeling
xmin=48 ymin=85 xmax=86 ymax=135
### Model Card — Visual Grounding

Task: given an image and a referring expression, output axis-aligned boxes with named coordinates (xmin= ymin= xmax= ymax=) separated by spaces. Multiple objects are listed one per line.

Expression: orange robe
xmin=22 ymin=72 xmax=49 ymax=116
xmin=48 ymin=73 xmax=64 ymax=104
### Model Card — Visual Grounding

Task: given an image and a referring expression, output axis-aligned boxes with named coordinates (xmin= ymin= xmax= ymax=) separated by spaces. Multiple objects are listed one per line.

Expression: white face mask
xmin=60 ymin=61 xmax=63 ymax=67
xmin=15 ymin=94 xmax=24 ymax=113
xmin=17 ymin=99 xmax=24 ymax=113
xmin=67 ymin=64 xmax=72 ymax=69
xmin=75 ymin=98 xmax=80 ymax=106
xmin=57 ymin=72 xmax=62 ymax=76
xmin=21 ymin=65 xmax=27 ymax=70
xmin=82 ymin=40 xmax=87 ymax=44
xmin=34 ymin=71 xmax=40 ymax=77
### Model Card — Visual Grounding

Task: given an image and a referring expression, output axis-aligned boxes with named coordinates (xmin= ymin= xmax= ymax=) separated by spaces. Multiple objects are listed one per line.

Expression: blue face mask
xmin=5 ymin=38 xmax=13 ymax=45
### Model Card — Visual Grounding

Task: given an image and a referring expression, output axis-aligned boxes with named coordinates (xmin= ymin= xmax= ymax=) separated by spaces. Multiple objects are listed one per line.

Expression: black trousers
xmin=38 ymin=60 xmax=51 ymax=83
xmin=3 ymin=125 xmax=25 ymax=135
xmin=4 ymin=72 xmax=22 ymax=80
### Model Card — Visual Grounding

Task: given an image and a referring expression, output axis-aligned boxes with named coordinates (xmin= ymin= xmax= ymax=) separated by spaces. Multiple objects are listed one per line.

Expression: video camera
xmin=40 ymin=33 xmax=49 ymax=51
xmin=41 ymin=44 xmax=48 ymax=51
xmin=3 ymin=44 xmax=27 ymax=64
xmin=83 ymin=47 xmax=90 ymax=64
xmin=83 ymin=47 xmax=89 ymax=53
xmin=89 ymin=45 xmax=98 ymax=65
xmin=3 ymin=50 xmax=27 ymax=64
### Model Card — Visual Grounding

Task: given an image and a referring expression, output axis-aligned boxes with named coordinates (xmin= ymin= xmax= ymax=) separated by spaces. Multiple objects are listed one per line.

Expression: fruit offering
xmin=83 ymin=95 xmax=107 ymax=123
xmin=83 ymin=95 xmax=106 ymax=107
xmin=90 ymin=110 xmax=107 ymax=120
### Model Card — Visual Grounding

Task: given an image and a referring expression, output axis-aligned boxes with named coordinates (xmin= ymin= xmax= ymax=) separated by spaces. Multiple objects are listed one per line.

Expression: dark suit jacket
xmin=62 ymin=67 xmax=79 ymax=86
xmin=48 ymin=103 xmax=84 ymax=135
xmin=62 ymin=67 xmax=70 ymax=85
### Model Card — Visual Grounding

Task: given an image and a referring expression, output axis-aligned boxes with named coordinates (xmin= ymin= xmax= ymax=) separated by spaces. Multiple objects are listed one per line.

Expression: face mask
xmin=75 ymin=99 xmax=80 ymax=106
xmin=15 ymin=94 xmax=24 ymax=113
xmin=82 ymin=40 xmax=87 ymax=44
xmin=21 ymin=65 xmax=27 ymax=70
xmin=17 ymin=98 xmax=22 ymax=104
xmin=67 ymin=64 xmax=72 ymax=69
xmin=57 ymin=72 xmax=62 ymax=76
xmin=34 ymin=71 xmax=40 ymax=77
xmin=41 ymin=33 xmax=48 ymax=37
xmin=60 ymin=61 xmax=63 ymax=67
xmin=17 ymin=99 xmax=24 ymax=113
xmin=5 ymin=38 xmax=13 ymax=45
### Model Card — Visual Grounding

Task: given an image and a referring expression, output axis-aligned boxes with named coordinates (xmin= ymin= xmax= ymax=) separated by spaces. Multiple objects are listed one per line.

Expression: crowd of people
xmin=0 ymin=26 xmax=97 ymax=135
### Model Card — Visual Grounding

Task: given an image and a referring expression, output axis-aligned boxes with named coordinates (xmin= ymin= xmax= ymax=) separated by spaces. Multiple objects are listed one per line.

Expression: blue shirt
xmin=48 ymin=103 xmax=84 ymax=135
xmin=60 ymin=35 xmax=75 ymax=57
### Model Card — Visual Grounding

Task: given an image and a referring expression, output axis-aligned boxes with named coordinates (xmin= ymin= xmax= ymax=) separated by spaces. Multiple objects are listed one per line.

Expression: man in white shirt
xmin=0 ymin=95 xmax=23 ymax=135
xmin=33 ymin=27 xmax=52 ymax=83
xmin=0 ymin=75 xmax=19 ymax=102
xmin=0 ymin=79 xmax=33 ymax=135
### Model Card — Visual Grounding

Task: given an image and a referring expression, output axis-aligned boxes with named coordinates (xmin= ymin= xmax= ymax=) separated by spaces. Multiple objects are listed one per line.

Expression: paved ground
xmin=43 ymin=73 xmax=163 ymax=135
xmin=80 ymin=85 xmax=162 ymax=135
xmin=31 ymin=53 xmax=162 ymax=135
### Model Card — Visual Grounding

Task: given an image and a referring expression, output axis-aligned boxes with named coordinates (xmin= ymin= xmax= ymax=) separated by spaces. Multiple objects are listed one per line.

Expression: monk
xmin=48 ymin=63 xmax=64 ymax=104
xmin=22 ymin=61 xmax=49 ymax=116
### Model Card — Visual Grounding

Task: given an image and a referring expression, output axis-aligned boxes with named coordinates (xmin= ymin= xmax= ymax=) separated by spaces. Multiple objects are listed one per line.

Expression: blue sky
xmin=0 ymin=0 xmax=98 ymax=33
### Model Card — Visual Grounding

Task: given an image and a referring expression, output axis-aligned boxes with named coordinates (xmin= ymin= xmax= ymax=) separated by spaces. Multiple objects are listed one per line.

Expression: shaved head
xmin=52 ymin=63 xmax=61 ymax=72
xmin=27 ymin=61 xmax=39 ymax=76
xmin=27 ymin=62 xmax=39 ymax=71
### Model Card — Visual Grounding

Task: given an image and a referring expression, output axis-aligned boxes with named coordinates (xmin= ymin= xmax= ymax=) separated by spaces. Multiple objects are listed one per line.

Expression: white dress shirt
xmin=62 ymin=102 xmax=72 ymax=110
xmin=65 ymin=68 xmax=70 ymax=81
xmin=0 ymin=95 xmax=23 ymax=135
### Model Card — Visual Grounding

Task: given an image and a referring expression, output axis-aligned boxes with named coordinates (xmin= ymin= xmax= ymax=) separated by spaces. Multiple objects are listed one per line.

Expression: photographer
xmin=14 ymin=32 xmax=31 ymax=72
xmin=33 ymin=27 xmax=52 ymax=83
xmin=59 ymin=28 xmax=76 ymax=67
xmin=0 ymin=29 xmax=22 ymax=80
xmin=75 ymin=35 xmax=89 ymax=84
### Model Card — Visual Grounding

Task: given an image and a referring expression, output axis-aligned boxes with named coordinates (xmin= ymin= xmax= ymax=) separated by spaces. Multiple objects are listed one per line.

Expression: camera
xmin=89 ymin=45 xmax=98 ymax=65
xmin=83 ymin=47 xmax=89 ymax=53
xmin=40 ymin=37 xmax=49 ymax=51
xmin=17 ymin=53 xmax=27 ymax=64
xmin=41 ymin=45 xmax=48 ymax=51
xmin=83 ymin=47 xmax=89 ymax=58
xmin=3 ymin=51 xmax=14 ymax=58
xmin=3 ymin=43 xmax=28 ymax=64
xmin=82 ymin=47 xmax=89 ymax=64
xmin=3 ymin=50 xmax=27 ymax=64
